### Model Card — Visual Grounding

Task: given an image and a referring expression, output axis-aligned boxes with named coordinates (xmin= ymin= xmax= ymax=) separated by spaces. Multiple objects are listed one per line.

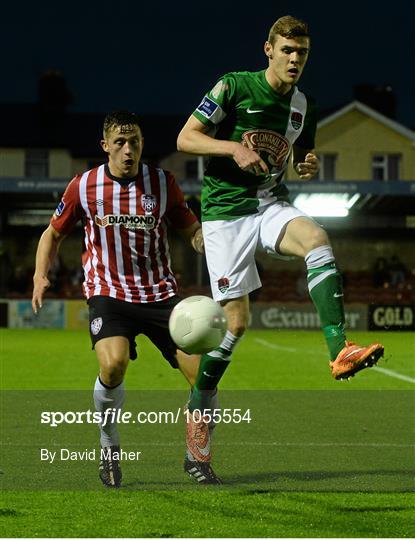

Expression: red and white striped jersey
xmin=51 ymin=163 xmax=197 ymax=303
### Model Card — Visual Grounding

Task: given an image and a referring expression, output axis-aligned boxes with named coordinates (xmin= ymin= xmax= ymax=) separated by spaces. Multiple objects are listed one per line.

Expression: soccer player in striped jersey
xmin=177 ymin=16 xmax=384 ymax=464
xmin=32 ymin=111 xmax=220 ymax=487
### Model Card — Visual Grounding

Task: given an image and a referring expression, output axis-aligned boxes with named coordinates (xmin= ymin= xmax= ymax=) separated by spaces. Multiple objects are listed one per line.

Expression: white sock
xmin=220 ymin=330 xmax=241 ymax=354
xmin=93 ymin=376 xmax=125 ymax=448
xmin=305 ymin=245 xmax=335 ymax=269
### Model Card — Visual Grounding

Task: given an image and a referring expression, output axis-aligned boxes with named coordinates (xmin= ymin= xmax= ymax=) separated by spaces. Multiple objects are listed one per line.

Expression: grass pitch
xmin=1 ymin=328 xmax=414 ymax=537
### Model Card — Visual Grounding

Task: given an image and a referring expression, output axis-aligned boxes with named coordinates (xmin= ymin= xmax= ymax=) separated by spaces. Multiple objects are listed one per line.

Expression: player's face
xmin=101 ymin=125 xmax=143 ymax=178
xmin=264 ymin=35 xmax=310 ymax=92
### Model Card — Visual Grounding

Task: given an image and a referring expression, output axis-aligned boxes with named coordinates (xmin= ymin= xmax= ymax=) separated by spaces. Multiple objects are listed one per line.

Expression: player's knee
xmin=305 ymin=227 xmax=330 ymax=252
xmin=228 ymin=320 xmax=247 ymax=338
xmin=100 ymin=357 xmax=128 ymax=387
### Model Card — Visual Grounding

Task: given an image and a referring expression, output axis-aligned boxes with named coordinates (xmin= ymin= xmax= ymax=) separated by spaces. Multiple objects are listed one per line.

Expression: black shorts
xmin=87 ymin=295 xmax=181 ymax=368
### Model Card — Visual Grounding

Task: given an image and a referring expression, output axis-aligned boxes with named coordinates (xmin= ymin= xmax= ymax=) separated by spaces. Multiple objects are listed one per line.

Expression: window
xmin=25 ymin=149 xmax=49 ymax=178
xmin=315 ymin=154 xmax=336 ymax=180
xmin=372 ymin=154 xmax=400 ymax=181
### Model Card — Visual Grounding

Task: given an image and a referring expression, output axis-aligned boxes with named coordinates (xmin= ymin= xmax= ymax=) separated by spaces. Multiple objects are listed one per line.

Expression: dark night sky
xmin=3 ymin=0 xmax=415 ymax=127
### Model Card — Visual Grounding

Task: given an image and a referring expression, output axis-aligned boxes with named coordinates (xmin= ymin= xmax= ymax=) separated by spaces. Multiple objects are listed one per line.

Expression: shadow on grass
xmin=119 ymin=468 xmax=414 ymax=492
xmin=0 ymin=509 xmax=22 ymax=517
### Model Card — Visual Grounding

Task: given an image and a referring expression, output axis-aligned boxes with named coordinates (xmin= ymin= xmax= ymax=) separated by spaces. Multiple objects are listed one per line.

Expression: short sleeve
xmin=192 ymin=73 xmax=237 ymax=127
xmin=50 ymin=175 xmax=83 ymax=235
xmin=164 ymin=172 xmax=198 ymax=229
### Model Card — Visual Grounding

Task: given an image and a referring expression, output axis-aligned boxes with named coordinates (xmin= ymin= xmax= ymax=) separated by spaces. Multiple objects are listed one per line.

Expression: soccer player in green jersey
xmin=177 ymin=15 xmax=384 ymax=477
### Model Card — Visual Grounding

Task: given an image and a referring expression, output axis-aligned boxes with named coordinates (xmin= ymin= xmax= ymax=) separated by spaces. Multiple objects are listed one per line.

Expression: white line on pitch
xmin=217 ymin=442 xmax=414 ymax=448
xmin=255 ymin=338 xmax=415 ymax=384
xmin=372 ymin=366 xmax=415 ymax=384
xmin=254 ymin=338 xmax=297 ymax=353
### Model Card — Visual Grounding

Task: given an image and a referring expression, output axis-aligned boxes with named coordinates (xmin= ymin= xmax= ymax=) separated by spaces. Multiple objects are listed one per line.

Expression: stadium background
xmin=0 ymin=75 xmax=414 ymax=332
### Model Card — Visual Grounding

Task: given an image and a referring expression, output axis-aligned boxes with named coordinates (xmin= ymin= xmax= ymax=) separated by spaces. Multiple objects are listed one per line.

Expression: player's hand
xmin=295 ymin=153 xmax=319 ymax=179
xmin=32 ymin=275 xmax=50 ymax=314
xmin=192 ymin=228 xmax=204 ymax=254
xmin=232 ymin=143 xmax=269 ymax=176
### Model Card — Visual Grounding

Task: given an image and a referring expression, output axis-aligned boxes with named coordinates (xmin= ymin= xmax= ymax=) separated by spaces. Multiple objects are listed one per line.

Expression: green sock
xmin=189 ymin=347 xmax=230 ymax=412
xmin=307 ymin=263 xmax=346 ymax=360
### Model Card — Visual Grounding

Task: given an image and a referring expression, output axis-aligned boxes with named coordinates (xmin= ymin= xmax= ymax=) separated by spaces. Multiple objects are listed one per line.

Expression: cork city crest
xmin=141 ymin=194 xmax=157 ymax=213
xmin=290 ymin=112 xmax=303 ymax=130
xmin=218 ymin=277 xmax=230 ymax=294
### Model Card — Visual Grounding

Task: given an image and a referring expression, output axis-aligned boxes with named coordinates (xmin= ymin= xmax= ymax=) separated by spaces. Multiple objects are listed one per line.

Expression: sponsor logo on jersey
xmin=54 ymin=200 xmax=65 ymax=217
xmin=141 ymin=194 xmax=157 ymax=213
xmin=95 ymin=214 xmax=156 ymax=230
xmin=94 ymin=199 xmax=105 ymax=207
xmin=241 ymin=129 xmax=290 ymax=169
xmin=90 ymin=317 xmax=102 ymax=335
xmin=196 ymin=96 xmax=219 ymax=119
xmin=291 ymin=111 xmax=303 ymax=130
xmin=218 ymin=277 xmax=230 ymax=294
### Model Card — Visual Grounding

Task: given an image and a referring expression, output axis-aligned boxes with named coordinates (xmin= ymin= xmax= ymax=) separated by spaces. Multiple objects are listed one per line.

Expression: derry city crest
xmin=141 ymin=194 xmax=157 ymax=213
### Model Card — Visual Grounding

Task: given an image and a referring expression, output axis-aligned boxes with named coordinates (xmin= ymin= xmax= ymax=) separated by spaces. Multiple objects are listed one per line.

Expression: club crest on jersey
xmin=241 ymin=129 xmax=290 ymax=169
xmin=141 ymin=194 xmax=157 ymax=213
xmin=95 ymin=214 xmax=156 ymax=230
xmin=218 ymin=277 xmax=230 ymax=294
xmin=90 ymin=317 xmax=102 ymax=336
xmin=291 ymin=112 xmax=303 ymax=130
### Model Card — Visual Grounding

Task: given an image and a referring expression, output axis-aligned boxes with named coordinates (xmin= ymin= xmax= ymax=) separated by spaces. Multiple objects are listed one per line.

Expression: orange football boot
xmin=330 ymin=341 xmax=384 ymax=380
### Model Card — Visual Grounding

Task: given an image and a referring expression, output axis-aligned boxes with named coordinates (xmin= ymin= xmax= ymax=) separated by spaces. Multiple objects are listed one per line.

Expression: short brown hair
xmin=268 ymin=15 xmax=309 ymax=45
xmin=103 ymin=110 xmax=141 ymax=138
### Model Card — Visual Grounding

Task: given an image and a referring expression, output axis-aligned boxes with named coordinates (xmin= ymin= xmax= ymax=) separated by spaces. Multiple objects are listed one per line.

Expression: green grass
xmin=1 ymin=328 xmax=414 ymax=537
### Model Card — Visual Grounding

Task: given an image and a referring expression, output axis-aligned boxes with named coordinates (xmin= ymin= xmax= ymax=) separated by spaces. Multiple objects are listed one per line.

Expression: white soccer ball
xmin=169 ymin=295 xmax=227 ymax=354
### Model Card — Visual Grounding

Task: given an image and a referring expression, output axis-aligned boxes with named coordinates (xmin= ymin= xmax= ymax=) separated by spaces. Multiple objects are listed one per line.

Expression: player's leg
xmin=267 ymin=213 xmax=384 ymax=378
xmin=182 ymin=296 xmax=248 ymax=482
xmin=89 ymin=296 xmax=136 ymax=488
xmin=140 ymin=299 xmax=223 ymax=484
xmin=181 ymin=296 xmax=251 ymax=482
xmin=188 ymin=295 xmax=248 ymax=414
xmin=93 ymin=336 xmax=130 ymax=488
xmin=176 ymin=349 xmax=222 ymax=483
xmin=94 ymin=336 xmax=130 ymax=444
xmin=183 ymin=218 xmax=258 ymax=482
xmin=277 ymin=217 xmax=348 ymax=358
xmin=187 ymin=217 xmax=258 ymax=416
xmin=175 ymin=350 xmax=199 ymax=386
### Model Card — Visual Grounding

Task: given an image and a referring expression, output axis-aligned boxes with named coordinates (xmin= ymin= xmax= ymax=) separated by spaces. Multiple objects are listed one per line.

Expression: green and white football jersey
xmin=193 ymin=70 xmax=317 ymax=221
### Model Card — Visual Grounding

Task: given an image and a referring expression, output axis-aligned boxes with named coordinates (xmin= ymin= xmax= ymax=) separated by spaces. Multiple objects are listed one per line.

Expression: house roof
xmin=318 ymin=100 xmax=415 ymax=141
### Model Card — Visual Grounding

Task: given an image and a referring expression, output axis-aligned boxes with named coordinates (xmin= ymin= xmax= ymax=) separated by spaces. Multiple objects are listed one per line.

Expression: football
xmin=169 ymin=295 xmax=227 ymax=354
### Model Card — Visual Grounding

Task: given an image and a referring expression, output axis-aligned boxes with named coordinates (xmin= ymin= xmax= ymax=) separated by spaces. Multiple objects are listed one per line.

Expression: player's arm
xmin=292 ymin=145 xmax=320 ymax=180
xmin=178 ymin=221 xmax=204 ymax=254
xmin=32 ymin=225 xmax=65 ymax=314
xmin=165 ymin=171 xmax=204 ymax=254
xmin=177 ymin=114 xmax=268 ymax=176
